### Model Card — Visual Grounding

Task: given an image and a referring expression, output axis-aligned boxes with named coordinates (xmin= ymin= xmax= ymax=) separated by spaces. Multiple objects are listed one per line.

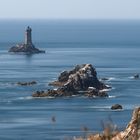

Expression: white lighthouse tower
xmin=25 ymin=26 xmax=33 ymax=47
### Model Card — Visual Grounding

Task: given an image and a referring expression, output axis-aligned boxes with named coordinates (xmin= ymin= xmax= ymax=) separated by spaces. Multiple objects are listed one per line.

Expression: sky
xmin=0 ymin=0 xmax=140 ymax=19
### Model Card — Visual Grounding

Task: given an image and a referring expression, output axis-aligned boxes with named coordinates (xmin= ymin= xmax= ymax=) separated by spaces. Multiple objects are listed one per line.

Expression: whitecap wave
xmin=34 ymin=96 xmax=55 ymax=99
xmin=107 ymin=77 xmax=116 ymax=81
xmin=86 ymin=106 xmax=111 ymax=112
xmin=128 ymin=76 xmax=134 ymax=79
xmin=100 ymin=77 xmax=116 ymax=81
xmin=110 ymin=109 xmax=124 ymax=112
xmin=128 ymin=76 xmax=139 ymax=80
xmin=108 ymin=95 xmax=116 ymax=98
xmin=111 ymin=87 xmax=116 ymax=90
xmin=72 ymin=95 xmax=79 ymax=97
xmin=17 ymin=96 xmax=33 ymax=100
xmin=99 ymin=88 xmax=112 ymax=92
xmin=89 ymin=106 xmax=110 ymax=109
xmin=0 ymin=82 xmax=16 ymax=88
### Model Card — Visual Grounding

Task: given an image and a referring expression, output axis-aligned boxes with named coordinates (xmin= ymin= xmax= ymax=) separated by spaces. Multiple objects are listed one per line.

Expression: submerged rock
xmin=33 ymin=64 xmax=110 ymax=98
xmin=9 ymin=26 xmax=45 ymax=54
xmin=111 ymin=104 xmax=123 ymax=110
xmin=17 ymin=81 xmax=37 ymax=86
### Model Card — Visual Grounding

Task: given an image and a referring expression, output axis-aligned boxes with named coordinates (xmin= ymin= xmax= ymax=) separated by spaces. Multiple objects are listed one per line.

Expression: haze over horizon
xmin=0 ymin=0 xmax=140 ymax=20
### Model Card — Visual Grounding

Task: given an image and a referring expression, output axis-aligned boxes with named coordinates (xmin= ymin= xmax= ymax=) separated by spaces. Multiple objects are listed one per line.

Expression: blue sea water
xmin=0 ymin=19 xmax=140 ymax=140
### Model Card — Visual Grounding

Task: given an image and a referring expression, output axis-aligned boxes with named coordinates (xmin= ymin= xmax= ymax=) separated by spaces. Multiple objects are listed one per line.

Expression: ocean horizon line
xmin=0 ymin=18 xmax=140 ymax=22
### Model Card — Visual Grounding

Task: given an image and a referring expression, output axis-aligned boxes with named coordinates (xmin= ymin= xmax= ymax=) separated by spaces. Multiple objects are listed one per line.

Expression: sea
xmin=0 ymin=19 xmax=140 ymax=140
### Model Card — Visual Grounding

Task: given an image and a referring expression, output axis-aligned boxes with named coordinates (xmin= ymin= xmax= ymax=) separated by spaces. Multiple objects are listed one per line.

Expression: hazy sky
xmin=0 ymin=0 xmax=140 ymax=19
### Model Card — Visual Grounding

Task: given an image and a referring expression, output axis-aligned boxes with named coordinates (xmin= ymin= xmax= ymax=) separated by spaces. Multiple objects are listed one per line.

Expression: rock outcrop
xmin=32 ymin=88 xmax=78 ymax=97
xmin=9 ymin=44 xmax=45 ymax=54
xmin=134 ymin=74 xmax=139 ymax=79
xmin=85 ymin=87 xmax=108 ymax=97
xmin=17 ymin=81 xmax=37 ymax=86
xmin=50 ymin=64 xmax=107 ymax=90
xmin=33 ymin=64 xmax=110 ymax=98
xmin=111 ymin=104 xmax=123 ymax=110
xmin=78 ymin=107 xmax=140 ymax=140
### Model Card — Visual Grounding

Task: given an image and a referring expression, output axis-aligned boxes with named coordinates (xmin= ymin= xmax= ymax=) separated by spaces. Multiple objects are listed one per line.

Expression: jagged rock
xmin=58 ymin=71 xmax=70 ymax=82
xmin=50 ymin=64 xmax=107 ymax=90
xmin=33 ymin=88 xmax=78 ymax=97
xmin=48 ymin=81 xmax=65 ymax=87
xmin=32 ymin=90 xmax=48 ymax=97
xmin=85 ymin=87 xmax=108 ymax=97
xmin=17 ymin=81 xmax=37 ymax=86
xmin=33 ymin=64 xmax=110 ymax=98
xmin=98 ymin=91 xmax=108 ymax=97
xmin=32 ymin=87 xmax=109 ymax=98
xmin=9 ymin=26 xmax=45 ymax=54
xmin=111 ymin=104 xmax=123 ymax=110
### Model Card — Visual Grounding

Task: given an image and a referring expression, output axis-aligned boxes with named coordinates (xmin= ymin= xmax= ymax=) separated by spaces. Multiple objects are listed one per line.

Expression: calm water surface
xmin=0 ymin=20 xmax=140 ymax=140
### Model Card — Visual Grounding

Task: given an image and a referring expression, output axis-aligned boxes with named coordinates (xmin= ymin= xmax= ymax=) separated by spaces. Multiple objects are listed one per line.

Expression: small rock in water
xmin=17 ymin=81 xmax=37 ymax=86
xmin=111 ymin=104 xmax=123 ymax=110
xmin=134 ymin=74 xmax=139 ymax=79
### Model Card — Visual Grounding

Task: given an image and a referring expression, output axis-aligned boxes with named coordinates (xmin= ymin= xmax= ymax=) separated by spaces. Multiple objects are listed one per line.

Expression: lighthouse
xmin=9 ymin=26 xmax=45 ymax=54
xmin=25 ymin=26 xmax=33 ymax=46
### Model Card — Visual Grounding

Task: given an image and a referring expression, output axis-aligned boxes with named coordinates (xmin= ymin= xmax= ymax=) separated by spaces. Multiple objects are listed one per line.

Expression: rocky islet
xmin=33 ymin=64 xmax=111 ymax=98
xmin=9 ymin=26 xmax=45 ymax=54
xmin=17 ymin=81 xmax=37 ymax=86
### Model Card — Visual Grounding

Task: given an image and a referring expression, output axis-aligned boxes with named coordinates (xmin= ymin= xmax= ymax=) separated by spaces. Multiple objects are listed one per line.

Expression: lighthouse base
xmin=9 ymin=44 xmax=45 ymax=54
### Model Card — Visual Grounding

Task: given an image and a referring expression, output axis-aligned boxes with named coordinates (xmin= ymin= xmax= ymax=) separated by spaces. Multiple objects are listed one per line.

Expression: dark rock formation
xmin=33 ymin=88 xmax=78 ymax=97
xmin=32 ymin=88 xmax=108 ymax=98
xmin=50 ymin=64 xmax=107 ymax=90
xmin=134 ymin=74 xmax=139 ymax=79
xmin=9 ymin=26 xmax=45 ymax=54
xmin=111 ymin=104 xmax=123 ymax=110
xmin=17 ymin=81 xmax=37 ymax=86
xmin=9 ymin=44 xmax=45 ymax=54
xmin=85 ymin=87 xmax=108 ymax=98
xmin=33 ymin=64 xmax=110 ymax=98
xmin=32 ymin=90 xmax=47 ymax=97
